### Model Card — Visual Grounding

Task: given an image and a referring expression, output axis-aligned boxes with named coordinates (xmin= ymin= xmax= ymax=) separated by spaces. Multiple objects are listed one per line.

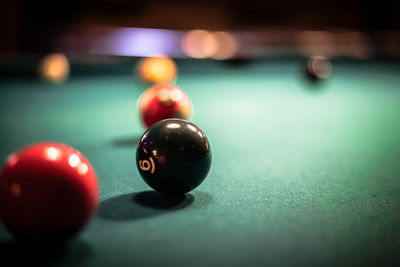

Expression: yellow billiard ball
xmin=38 ymin=53 xmax=70 ymax=83
xmin=136 ymin=57 xmax=177 ymax=85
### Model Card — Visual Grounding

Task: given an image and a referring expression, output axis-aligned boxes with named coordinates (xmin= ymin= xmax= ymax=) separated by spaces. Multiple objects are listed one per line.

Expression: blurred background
xmin=0 ymin=0 xmax=399 ymax=61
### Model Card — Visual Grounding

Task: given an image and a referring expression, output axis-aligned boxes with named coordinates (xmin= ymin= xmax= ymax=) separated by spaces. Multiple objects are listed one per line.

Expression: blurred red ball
xmin=0 ymin=142 xmax=99 ymax=239
xmin=138 ymin=84 xmax=192 ymax=128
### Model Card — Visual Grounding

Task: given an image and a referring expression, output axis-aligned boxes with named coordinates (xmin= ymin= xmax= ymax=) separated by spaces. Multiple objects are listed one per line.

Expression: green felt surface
xmin=0 ymin=60 xmax=400 ymax=267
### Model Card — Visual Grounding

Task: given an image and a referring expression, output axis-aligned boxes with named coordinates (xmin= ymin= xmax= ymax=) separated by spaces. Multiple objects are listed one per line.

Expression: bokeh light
xmin=334 ymin=31 xmax=372 ymax=59
xmin=136 ymin=56 xmax=177 ymax=84
xmin=38 ymin=53 xmax=70 ymax=83
xmin=297 ymin=31 xmax=336 ymax=57
xmin=182 ymin=30 xmax=218 ymax=59
xmin=210 ymin=31 xmax=238 ymax=60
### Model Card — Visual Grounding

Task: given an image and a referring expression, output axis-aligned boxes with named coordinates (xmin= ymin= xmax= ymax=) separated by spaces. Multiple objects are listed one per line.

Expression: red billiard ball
xmin=0 ymin=142 xmax=99 ymax=239
xmin=138 ymin=84 xmax=192 ymax=128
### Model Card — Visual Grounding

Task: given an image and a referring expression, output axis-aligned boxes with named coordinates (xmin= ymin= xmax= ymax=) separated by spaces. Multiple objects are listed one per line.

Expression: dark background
xmin=0 ymin=0 xmax=399 ymax=54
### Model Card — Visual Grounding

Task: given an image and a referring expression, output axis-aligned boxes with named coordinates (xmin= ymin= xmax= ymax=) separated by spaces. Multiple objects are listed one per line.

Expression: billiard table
xmin=0 ymin=58 xmax=399 ymax=267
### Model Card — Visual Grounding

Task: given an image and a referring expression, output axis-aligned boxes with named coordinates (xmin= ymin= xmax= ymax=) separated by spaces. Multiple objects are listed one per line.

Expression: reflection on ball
xmin=137 ymin=57 xmax=177 ymax=85
xmin=38 ymin=53 xmax=70 ymax=83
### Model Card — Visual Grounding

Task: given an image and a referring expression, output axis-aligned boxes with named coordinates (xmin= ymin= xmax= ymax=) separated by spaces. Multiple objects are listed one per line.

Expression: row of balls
xmin=38 ymin=53 xmax=332 ymax=86
xmin=135 ymin=58 xmax=212 ymax=194
xmin=0 ymin=118 xmax=211 ymax=240
xmin=0 ymin=58 xmax=211 ymax=240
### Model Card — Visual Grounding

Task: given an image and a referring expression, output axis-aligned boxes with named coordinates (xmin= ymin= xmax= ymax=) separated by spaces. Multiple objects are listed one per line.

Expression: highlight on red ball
xmin=138 ymin=84 xmax=193 ymax=128
xmin=0 ymin=142 xmax=99 ymax=240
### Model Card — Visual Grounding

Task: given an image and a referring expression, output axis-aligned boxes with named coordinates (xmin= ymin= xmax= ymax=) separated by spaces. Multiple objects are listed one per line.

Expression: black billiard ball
xmin=136 ymin=119 xmax=212 ymax=195
xmin=305 ymin=55 xmax=332 ymax=82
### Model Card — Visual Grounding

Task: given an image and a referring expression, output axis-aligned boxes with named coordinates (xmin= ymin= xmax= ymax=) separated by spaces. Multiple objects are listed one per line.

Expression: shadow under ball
xmin=136 ymin=119 xmax=212 ymax=195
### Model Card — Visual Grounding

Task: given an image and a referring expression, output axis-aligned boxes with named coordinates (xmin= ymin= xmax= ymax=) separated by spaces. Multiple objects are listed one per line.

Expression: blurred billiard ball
xmin=38 ymin=53 xmax=70 ymax=83
xmin=136 ymin=56 xmax=177 ymax=85
xmin=0 ymin=142 xmax=99 ymax=240
xmin=138 ymin=84 xmax=192 ymax=128
xmin=305 ymin=55 xmax=332 ymax=82
xmin=136 ymin=119 xmax=212 ymax=195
